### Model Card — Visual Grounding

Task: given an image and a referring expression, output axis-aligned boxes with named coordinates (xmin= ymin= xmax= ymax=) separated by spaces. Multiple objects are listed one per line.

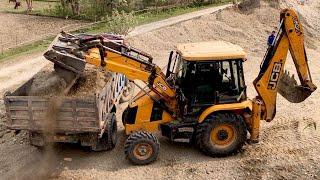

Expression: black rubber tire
xmin=124 ymin=131 xmax=160 ymax=165
xmin=92 ymin=113 xmax=118 ymax=151
xmin=196 ymin=112 xmax=247 ymax=157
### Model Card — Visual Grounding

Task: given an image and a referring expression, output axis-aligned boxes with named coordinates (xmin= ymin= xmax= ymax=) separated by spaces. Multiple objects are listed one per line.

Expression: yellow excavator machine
xmin=45 ymin=8 xmax=316 ymax=165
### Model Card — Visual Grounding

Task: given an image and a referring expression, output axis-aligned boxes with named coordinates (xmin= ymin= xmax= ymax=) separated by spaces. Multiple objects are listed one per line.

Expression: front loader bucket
xmin=44 ymin=50 xmax=86 ymax=75
xmin=277 ymin=71 xmax=314 ymax=103
xmin=43 ymin=49 xmax=86 ymax=86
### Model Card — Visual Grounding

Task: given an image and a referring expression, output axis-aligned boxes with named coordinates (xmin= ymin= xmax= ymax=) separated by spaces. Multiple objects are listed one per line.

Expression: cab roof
xmin=176 ymin=41 xmax=247 ymax=61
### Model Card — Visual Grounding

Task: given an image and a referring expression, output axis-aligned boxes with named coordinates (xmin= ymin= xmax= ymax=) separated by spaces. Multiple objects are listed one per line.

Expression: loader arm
xmin=84 ymin=43 xmax=176 ymax=101
xmin=44 ymin=33 xmax=177 ymax=113
xmin=253 ymin=9 xmax=317 ymax=122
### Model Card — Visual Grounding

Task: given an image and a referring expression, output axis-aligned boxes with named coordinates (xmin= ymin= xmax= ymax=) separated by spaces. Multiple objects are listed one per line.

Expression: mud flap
xmin=277 ymin=71 xmax=313 ymax=103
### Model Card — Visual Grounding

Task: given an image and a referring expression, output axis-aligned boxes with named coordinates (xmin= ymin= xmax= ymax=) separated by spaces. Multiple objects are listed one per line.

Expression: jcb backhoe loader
xmin=44 ymin=8 xmax=316 ymax=165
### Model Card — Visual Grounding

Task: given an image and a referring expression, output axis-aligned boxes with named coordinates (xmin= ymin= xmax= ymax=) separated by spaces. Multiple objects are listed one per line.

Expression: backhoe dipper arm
xmin=253 ymin=9 xmax=317 ymax=122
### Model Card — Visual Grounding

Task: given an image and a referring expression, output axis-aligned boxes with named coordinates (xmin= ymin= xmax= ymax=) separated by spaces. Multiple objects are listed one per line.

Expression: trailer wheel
xmin=92 ymin=113 xmax=118 ymax=151
xmin=196 ymin=113 xmax=247 ymax=157
xmin=29 ymin=132 xmax=45 ymax=147
xmin=120 ymin=81 xmax=134 ymax=103
xmin=124 ymin=131 xmax=159 ymax=165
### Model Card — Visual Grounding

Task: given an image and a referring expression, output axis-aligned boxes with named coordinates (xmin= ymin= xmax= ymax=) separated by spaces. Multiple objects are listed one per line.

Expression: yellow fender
xmin=198 ymin=100 xmax=253 ymax=123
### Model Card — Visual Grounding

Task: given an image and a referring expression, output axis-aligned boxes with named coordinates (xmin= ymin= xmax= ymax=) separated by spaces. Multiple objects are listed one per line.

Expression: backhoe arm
xmin=253 ymin=9 xmax=317 ymax=122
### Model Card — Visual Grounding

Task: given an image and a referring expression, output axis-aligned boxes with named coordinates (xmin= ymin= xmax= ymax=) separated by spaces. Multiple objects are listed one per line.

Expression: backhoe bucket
xmin=277 ymin=71 xmax=313 ymax=103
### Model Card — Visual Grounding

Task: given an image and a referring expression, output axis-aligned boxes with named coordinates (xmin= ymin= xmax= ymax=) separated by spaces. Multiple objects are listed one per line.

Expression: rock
xmin=64 ymin=158 xmax=72 ymax=162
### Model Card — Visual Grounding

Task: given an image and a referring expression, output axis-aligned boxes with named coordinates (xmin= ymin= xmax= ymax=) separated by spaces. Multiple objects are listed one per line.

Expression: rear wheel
xmin=124 ymin=131 xmax=160 ymax=165
xmin=196 ymin=113 xmax=247 ymax=157
xmin=92 ymin=113 xmax=117 ymax=151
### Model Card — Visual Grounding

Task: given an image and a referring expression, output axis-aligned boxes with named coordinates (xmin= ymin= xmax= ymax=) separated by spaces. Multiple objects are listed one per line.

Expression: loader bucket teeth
xmin=277 ymin=70 xmax=313 ymax=103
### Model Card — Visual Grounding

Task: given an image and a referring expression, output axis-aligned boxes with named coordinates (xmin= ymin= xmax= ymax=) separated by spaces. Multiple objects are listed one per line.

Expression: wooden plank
xmin=72 ymin=100 xmax=78 ymax=130
xmin=10 ymin=116 xmax=30 ymax=120
xmin=7 ymin=96 xmax=47 ymax=101
xmin=76 ymin=108 xmax=96 ymax=113
xmin=8 ymin=125 xmax=100 ymax=132
xmin=9 ymin=107 xmax=29 ymax=111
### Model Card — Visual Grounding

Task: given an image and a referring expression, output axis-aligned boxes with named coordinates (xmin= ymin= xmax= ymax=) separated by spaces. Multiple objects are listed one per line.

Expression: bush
xmin=105 ymin=11 xmax=137 ymax=35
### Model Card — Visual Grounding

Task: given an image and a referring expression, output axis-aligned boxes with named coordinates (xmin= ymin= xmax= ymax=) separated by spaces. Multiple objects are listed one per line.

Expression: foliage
xmin=48 ymin=0 xmax=232 ymax=20
xmin=104 ymin=10 xmax=137 ymax=35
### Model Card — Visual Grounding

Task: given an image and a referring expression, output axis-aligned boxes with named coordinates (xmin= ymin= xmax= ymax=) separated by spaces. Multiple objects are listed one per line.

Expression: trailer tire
xmin=124 ymin=131 xmax=159 ymax=165
xmin=29 ymin=132 xmax=45 ymax=147
xmin=92 ymin=113 xmax=118 ymax=151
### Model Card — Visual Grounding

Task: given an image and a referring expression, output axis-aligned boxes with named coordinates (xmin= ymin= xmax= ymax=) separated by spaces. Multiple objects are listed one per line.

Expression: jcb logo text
xmin=268 ymin=62 xmax=283 ymax=90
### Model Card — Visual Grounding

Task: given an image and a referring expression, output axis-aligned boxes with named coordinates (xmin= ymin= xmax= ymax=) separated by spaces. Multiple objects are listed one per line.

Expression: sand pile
xmin=27 ymin=64 xmax=111 ymax=97
xmin=68 ymin=65 xmax=112 ymax=97
xmin=127 ymin=1 xmax=280 ymax=67
xmin=128 ymin=1 xmax=318 ymax=67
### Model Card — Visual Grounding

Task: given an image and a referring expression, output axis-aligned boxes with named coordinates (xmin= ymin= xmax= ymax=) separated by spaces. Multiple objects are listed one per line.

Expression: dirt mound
xmin=27 ymin=64 xmax=111 ymax=97
xmin=28 ymin=65 xmax=67 ymax=96
xmin=128 ymin=1 xmax=280 ymax=62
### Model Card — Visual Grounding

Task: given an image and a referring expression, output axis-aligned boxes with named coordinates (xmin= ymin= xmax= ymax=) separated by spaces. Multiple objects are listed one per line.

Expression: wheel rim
xmin=133 ymin=143 xmax=153 ymax=160
xmin=210 ymin=124 xmax=236 ymax=147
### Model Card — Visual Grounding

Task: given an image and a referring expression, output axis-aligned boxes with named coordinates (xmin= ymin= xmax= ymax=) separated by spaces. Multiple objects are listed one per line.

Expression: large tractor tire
xmin=124 ymin=131 xmax=160 ymax=165
xmin=92 ymin=113 xmax=118 ymax=151
xmin=196 ymin=113 xmax=247 ymax=157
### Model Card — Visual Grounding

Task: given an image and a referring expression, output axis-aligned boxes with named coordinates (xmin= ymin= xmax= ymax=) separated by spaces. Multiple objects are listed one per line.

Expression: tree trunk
xmin=26 ymin=0 xmax=33 ymax=12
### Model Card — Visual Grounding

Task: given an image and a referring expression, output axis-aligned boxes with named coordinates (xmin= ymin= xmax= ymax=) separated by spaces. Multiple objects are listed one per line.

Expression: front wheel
xmin=124 ymin=131 xmax=160 ymax=165
xmin=196 ymin=113 xmax=247 ymax=157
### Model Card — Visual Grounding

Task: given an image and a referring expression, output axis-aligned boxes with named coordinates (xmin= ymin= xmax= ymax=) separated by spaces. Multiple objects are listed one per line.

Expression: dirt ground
xmin=0 ymin=0 xmax=320 ymax=179
xmin=0 ymin=0 xmax=87 ymax=51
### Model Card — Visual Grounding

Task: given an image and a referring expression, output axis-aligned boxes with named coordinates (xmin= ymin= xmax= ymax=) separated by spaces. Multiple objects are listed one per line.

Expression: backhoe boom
xmin=253 ymin=9 xmax=317 ymax=122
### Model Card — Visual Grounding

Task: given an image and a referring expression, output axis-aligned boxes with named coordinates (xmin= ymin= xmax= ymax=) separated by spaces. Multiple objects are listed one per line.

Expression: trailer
xmin=4 ymin=72 xmax=131 ymax=151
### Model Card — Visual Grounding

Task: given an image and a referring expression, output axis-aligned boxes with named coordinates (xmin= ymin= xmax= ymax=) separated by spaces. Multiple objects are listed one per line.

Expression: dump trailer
xmin=4 ymin=33 xmax=133 ymax=151
xmin=4 ymin=72 xmax=128 ymax=151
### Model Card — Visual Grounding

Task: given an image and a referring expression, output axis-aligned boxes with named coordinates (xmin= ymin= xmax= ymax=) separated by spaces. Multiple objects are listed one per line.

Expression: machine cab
xmin=166 ymin=41 xmax=247 ymax=114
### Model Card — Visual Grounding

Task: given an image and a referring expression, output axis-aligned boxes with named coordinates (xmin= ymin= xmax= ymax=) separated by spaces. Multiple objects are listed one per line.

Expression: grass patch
xmin=0 ymin=38 xmax=53 ymax=62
